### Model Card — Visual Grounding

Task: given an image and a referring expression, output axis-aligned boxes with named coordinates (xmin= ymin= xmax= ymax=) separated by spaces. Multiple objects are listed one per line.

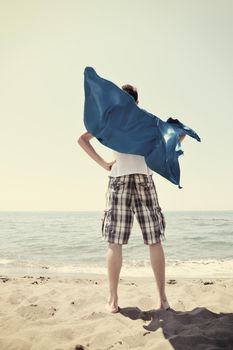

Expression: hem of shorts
xmin=101 ymin=236 xmax=128 ymax=245
xmin=144 ymin=232 xmax=166 ymax=245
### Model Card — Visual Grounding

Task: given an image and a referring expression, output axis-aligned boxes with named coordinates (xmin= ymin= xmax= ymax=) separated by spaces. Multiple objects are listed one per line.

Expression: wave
xmin=1 ymin=257 xmax=233 ymax=279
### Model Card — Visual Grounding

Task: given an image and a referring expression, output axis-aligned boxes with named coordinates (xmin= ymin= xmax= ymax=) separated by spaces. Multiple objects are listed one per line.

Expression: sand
xmin=0 ymin=273 xmax=233 ymax=350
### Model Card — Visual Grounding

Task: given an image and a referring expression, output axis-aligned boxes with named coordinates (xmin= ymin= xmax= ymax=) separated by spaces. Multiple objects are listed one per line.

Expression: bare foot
xmin=105 ymin=296 xmax=119 ymax=313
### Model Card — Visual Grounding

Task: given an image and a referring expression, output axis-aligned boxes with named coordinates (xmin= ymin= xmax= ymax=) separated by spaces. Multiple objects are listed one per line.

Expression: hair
xmin=122 ymin=84 xmax=138 ymax=103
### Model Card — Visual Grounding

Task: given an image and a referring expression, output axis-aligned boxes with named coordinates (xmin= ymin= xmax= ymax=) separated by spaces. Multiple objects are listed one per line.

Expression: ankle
xmin=161 ymin=298 xmax=169 ymax=304
xmin=159 ymin=292 xmax=167 ymax=300
xmin=159 ymin=294 xmax=168 ymax=304
xmin=108 ymin=292 xmax=118 ymax=300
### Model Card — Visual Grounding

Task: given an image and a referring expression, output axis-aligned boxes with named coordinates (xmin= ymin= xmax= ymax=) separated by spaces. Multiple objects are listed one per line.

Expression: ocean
xmin=0 ymin=211 xmax=232 ymax=278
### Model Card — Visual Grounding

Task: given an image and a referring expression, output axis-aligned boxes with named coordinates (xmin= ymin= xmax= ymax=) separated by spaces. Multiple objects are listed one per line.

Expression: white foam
xmin=0 ymin=259 xmax=14 ymax=265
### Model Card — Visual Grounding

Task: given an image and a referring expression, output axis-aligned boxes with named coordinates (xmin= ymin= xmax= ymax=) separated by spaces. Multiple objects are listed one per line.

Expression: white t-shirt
xmin=110 ymin=150 xmax=153 ymax=177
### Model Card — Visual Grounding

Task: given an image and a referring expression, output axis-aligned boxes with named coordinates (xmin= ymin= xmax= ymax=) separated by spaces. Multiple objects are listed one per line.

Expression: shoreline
xmin=1 ymin=259 xmax=233 ymax=280
xmin=1 ymin=270 xmax=233 ymax=282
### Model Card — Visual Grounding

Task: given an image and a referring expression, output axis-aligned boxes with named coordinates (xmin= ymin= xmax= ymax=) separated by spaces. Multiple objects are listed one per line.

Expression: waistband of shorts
xmin=108 ymin=174 xmax=153 ymax=182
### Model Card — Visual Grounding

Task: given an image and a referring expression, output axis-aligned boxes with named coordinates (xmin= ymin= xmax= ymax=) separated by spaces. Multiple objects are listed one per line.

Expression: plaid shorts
xmin=101 ymin=174 xmax=166 ymax=245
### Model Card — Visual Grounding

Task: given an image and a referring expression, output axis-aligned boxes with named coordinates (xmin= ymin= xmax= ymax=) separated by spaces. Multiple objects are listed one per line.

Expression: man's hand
xmin=179 ymin=134 xmax=186 ymax=142
xmin=78 ymin=131 xmax=116 ymax=171
xmin=101 ymin=160 xmax=116 ymax=171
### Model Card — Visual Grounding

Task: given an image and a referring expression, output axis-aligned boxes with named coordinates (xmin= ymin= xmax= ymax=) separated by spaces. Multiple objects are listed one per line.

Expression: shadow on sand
xmin=118 ymin=306 xmax=233 ymax=349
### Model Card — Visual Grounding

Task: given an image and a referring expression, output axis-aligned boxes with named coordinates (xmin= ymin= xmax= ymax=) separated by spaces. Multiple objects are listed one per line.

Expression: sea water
xmin=0 ymin=211 xmax=232 ymax=278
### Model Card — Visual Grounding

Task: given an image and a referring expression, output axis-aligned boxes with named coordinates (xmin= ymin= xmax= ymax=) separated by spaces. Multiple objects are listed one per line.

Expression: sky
xmin=0 ymin=0 xmax=233 ymax=211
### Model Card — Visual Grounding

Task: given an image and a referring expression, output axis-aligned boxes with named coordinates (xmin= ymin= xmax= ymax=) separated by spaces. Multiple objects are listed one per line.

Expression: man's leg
xmin=149 ymin=242 xmax=170 ymax=309
xmin=106 ymin=242 xmax=122 ymax=312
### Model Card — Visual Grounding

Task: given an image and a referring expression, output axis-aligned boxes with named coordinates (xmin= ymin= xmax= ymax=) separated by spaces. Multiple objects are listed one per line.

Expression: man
xmin=78 ymin=84 xmax=185 ymax=313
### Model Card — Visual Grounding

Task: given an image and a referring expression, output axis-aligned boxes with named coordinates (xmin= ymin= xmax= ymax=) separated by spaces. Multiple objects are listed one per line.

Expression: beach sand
xmin=0 ymin=273 xmax=233 ymax=350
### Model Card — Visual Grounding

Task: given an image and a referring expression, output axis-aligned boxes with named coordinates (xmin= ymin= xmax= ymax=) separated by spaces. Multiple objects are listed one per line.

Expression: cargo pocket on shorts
xmin=101 ymin=210 xmax=107 ymax=234
xmin=152 ymin=206 xmax=166 ymax=236
xmin=101 ymin=209 xmax=113 ymax=236
xmin=160 ymin=211 xmax=166 ymax=231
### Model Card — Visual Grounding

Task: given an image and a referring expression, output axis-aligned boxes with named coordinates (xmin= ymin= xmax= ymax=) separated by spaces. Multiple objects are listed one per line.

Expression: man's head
xmin=122 ymin=84 xmax=139 ymax=104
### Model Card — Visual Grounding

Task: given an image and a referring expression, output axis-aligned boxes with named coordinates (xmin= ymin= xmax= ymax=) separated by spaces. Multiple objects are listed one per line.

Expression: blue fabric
xmin=83 ymin=66 xmax=201 ymax=188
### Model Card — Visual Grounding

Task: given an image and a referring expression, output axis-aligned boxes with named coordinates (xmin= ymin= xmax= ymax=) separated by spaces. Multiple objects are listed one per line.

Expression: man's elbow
xmin=77 ymin=132 xmax=93 ymax=145
xmin=77 ymin=135 xmax=84 ymax=145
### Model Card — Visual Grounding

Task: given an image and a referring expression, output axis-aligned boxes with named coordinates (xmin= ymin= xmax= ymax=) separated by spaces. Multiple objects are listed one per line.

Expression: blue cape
xmin=83 ymin=66 xmax=201 ymax=188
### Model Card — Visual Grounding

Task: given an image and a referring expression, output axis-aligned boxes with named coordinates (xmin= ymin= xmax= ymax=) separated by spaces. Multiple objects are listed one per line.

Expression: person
xmin=78 ymin=84 xmax=186 ymax=313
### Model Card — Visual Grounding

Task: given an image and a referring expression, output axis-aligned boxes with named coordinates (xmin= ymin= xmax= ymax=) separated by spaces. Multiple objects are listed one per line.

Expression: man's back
xmin=109 ymin=150 xmax=153 ymax=177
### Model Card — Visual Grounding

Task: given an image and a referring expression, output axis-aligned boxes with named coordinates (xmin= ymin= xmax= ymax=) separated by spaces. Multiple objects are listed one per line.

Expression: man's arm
xmin=77 ymin=131 xmax=115 ymax=171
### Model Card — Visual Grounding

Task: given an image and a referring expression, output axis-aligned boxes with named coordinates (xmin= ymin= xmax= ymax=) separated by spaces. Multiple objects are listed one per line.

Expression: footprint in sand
xmin=7 ymin=291 xmax=26 ymax=305
xmin=81 ymin=311 xmax=107 ymax=320
xmin=17 ymin=304 xmax=57 ymax=320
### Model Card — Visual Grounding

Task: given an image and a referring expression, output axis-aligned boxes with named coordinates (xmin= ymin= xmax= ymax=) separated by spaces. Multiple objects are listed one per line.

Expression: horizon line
xmin=0 ymin=210 xmax=232 ymax=213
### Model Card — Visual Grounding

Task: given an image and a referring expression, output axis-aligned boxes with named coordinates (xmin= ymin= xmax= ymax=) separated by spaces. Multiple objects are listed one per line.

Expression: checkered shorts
xmin=101 ymin=174 xmax=166 ymax=245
